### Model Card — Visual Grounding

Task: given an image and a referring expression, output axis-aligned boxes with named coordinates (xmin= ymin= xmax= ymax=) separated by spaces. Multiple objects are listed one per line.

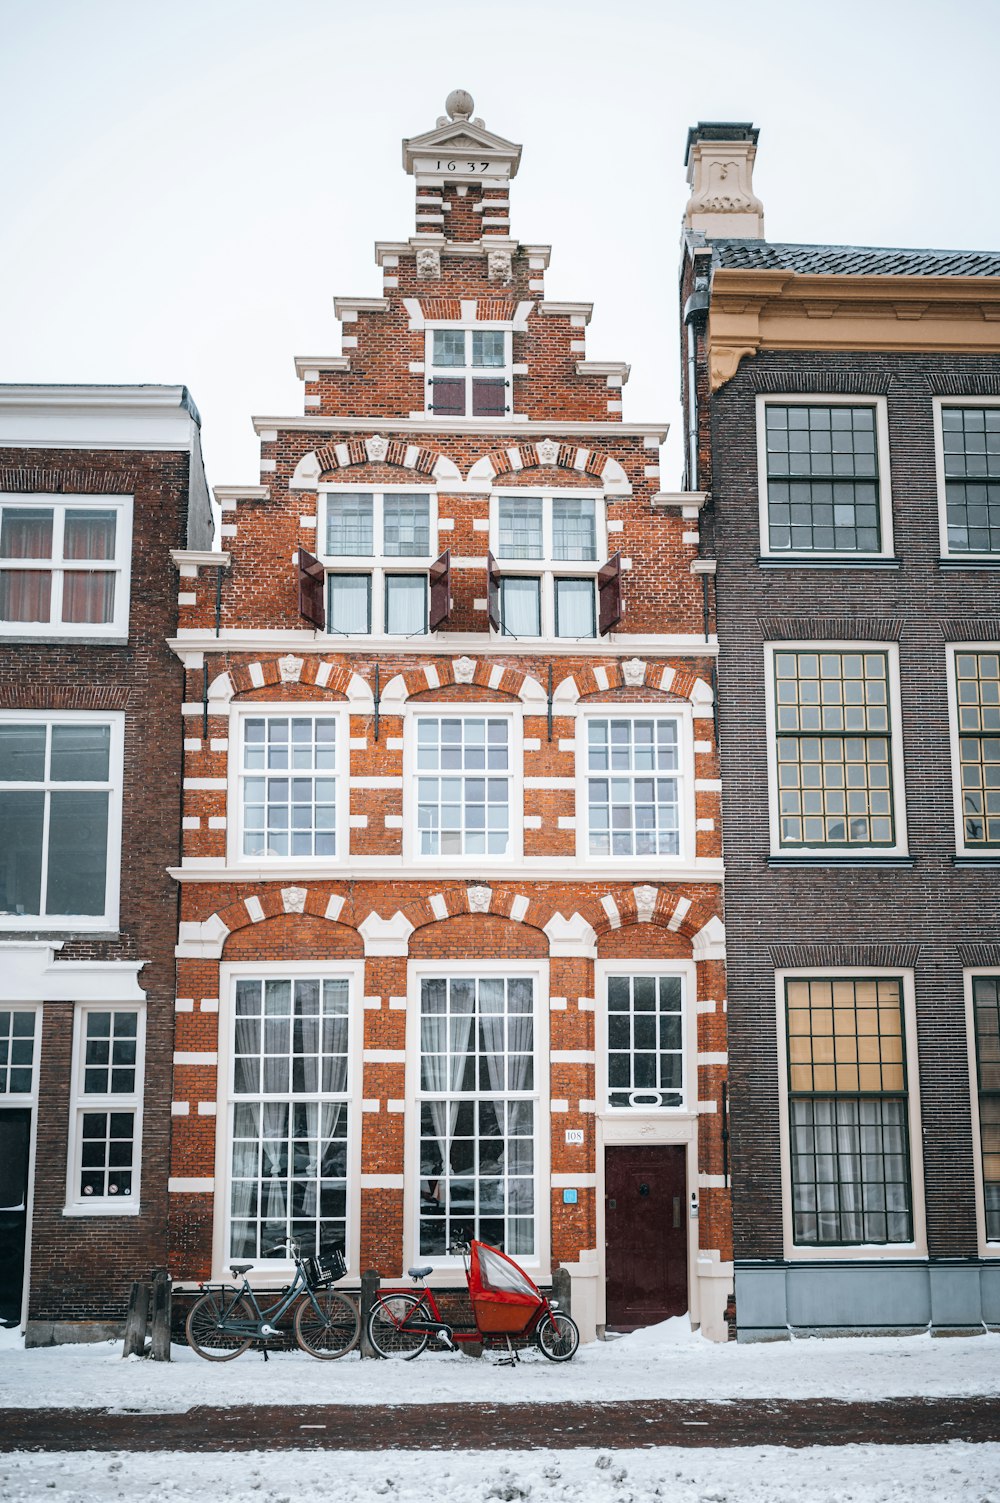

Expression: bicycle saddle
xmin=229 ymin=1263 xmax=253 ymax=1276
xmin=407 ymin=1265 xmax=433 ymax=1280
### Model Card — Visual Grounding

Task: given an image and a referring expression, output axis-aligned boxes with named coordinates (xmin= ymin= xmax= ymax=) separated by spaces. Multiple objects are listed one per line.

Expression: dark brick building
xmin=0 ymin=385 xmax=211 ymax=1342
xmin=680 ymin=125 xmax=1000 ymax=1335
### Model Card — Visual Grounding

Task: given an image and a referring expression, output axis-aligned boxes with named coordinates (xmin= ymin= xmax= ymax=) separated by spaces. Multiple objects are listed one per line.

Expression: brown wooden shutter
xmin=471 ymin=378 xmax=507 ymax=417
xmin=297 ymin=547 xmax=325 ymax=630
xmin=598 ymin=551 xmax=623 ymax=635
xmin=428 ymin=549 xmax=452 ymax=630
xmin=431 ymin=378 xmax=465 ymax=416
xmin=487 ymin=551 xmax=501 ymax=633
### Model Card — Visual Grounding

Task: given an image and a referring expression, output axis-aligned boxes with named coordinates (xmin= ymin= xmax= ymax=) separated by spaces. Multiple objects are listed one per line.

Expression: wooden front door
xmin=604 ymin=1144 xmax=687 ymax=1330
xmin=0 ymin=1109 xmax=31 ymax=1326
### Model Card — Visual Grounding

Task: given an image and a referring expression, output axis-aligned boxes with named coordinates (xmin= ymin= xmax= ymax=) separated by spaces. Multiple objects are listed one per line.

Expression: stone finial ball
xmin=445 ymin=89 xmax=474 ymax=120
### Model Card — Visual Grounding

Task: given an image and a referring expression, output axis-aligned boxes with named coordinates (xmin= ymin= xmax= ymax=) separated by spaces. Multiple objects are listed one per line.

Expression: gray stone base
xmin=735 ymin=1258 xmax=1000 ymax=1340
xmin=24 ymin=1320 xmax=124 ymax=1348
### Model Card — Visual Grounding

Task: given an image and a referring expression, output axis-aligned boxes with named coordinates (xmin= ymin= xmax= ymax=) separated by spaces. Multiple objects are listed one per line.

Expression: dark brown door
xmin=0 ymin=1109 xmax=30 ymax=1326
xmin=605 ymin=1144 xmax=687 ymax=1330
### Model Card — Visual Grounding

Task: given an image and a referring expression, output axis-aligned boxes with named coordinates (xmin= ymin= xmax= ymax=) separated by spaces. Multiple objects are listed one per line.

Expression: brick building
xmin=680 ymin=124 xmax=1000 ymax=1335
xmin=166 ymin=92 xmax=732 ymax=1340
xmin=0 ymin=385 xmax=211 ymax=1341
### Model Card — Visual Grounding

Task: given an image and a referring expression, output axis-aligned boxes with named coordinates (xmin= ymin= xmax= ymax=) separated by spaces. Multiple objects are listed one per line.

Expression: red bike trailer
xmin=467 ymin=1240 xmax=548 ymax=1335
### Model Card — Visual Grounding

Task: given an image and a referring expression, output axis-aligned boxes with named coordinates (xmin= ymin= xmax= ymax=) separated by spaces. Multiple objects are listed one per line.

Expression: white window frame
xmin=574 ymin=705 xmax=695 ymax=867
xmin=595 ymin=960 xmax=695 ymax=1115
xmin=933 ymin=396 xmax=1000 ymax=561
xmin=489 ymin=488 xmax=608 ymax=641
xmin=945 ymin=643 xmax=1000 ymax=857
xmin=774 ymin=967 xmax=926 ymax=1261
xmin=65 ymin=1002 xmax=145 ymax=1216
xmin=0 ymin=494 xmax=133 ymax=640
xmin=755 ymin=396 xmax=894 ymax=562
xmin=0 ymin=1004 xmax=41 ymax=1101
xmin=764 ymin=641 xmax=909 ymax=858
xmin=212 ymin=959 xmax=364 ymax=1283
xmin=424 ymin=324 xmax=514 ymax=418
xmin=317 ymin=486 xmax=440 ymax=639
xmin=404 ymin=956 xmax=550 ymax=1278
xmin=0 ymin=709 xmax=125 ymax=931
xmin=227 ymin=703 xmax=347 ymax=870
xmin=403 ymin=704 xmax=523 ymax=868
xmin=964 ymin=968 xmax=1000 ymax=1258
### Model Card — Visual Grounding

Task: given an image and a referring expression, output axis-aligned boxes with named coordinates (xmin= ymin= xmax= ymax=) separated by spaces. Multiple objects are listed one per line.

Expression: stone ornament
xmin=633 ymin=885 xmax=659 ymax=923
xmin=416 ymin=246 xmax=441 ymax=279
xmin=453 ymin=656 xmax=477 ymax=684
xmin=278 ymin=655 xmax=304 ymax=682
xmin=365 ymin=435 xmax=389 ymax=462
xmin=445 ymin=89 xmax=474 ymax=121
xmin=621 ymin=657 xmax=646 ymax=687
xmin=467 ymin=884 xmax=492 ymax=914
xmin=488 ymin=249 xmax=512 ymax=284
xmin=281 ymin=887 xmax=308 ymax=915
xmin=536 ymin=438 xmax=560 ymax=467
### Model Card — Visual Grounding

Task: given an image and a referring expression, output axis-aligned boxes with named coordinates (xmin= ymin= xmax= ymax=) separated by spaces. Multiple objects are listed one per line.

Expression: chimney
xmin=683 ymin=122 xmax=764 ymax=239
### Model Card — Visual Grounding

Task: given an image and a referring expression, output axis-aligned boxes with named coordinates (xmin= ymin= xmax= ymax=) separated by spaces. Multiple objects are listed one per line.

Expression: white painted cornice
xmin=169 ymin=860 xmax=725 ymax=885
xmin=170 ymin=549 xmax=231 ymax=568
xmin=0 ymin=942 xmax=146 ymax=1001
xmin=576 ymin=361 xmax=631 ymax=382
xmin=213 ymin=486 xmax=269 ymax=503
xmin=333 ymin=297 xmax=390 ymax=318
xmin=0 ymin=384 xmax=203 ymax=452
xmin=374 ymin=239 xmax=550 ymax=268
xmin=653 ymin=492 xmax=709 ymax=510
xmin=169 ymin=631 xmax=717 ymax=659
xmin=539 ymin=302 xmax=593 ymax=324
xmin=294 ymin=357 xmax=351 ymax=379
xmin=250 ymin=415 xmax=669 ymax=440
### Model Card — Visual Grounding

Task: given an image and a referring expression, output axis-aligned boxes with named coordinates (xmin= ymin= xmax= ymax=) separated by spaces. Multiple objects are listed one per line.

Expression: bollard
xmin=150 ymin=1268 xmax=172 ymax=1362
xmin=359 ymin=1269 xmax=379 ymax=1358
xmin=122 ymin=1280 xmax=150 ymax=1357
xmin=551 ymin=1266 xmax=572 ymax=1319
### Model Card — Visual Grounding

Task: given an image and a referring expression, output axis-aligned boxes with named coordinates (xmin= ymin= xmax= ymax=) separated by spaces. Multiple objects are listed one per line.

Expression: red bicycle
xmin=366 ymin=1238 xmax=579 ymax=1363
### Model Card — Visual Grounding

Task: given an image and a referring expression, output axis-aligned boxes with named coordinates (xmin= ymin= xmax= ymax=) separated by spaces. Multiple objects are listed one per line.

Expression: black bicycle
xmin=185 ymin=1238 xmax=360 ymax=1361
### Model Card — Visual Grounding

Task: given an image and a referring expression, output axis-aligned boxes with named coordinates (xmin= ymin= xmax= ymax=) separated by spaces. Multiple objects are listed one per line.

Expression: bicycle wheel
xmin=185 ymin=1291 xmax=255 ymax=1361
xmin=366 ymin=1292 xmax=429 ymax=1360
xmin=294 ymin=1289 xmax=361 ymax=1360
xmin=535 ymin=1309 xmax=579 ymax=1362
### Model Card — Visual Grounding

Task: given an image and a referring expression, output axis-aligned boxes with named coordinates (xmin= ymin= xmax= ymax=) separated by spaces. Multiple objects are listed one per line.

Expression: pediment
xmin=403 ymin=116 xmax=522 ymax=177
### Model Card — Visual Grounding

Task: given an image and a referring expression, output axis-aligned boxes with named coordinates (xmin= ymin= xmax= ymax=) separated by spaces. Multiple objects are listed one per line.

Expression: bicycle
xmin=366 ymin=1237 xmax=579 ymax=1364
xmin=185 ymin=1238 xmax=360 ymax=1361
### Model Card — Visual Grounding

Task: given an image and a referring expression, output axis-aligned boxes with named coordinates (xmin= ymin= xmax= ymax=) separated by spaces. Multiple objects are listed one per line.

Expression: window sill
xmin=938 ymin=556 xmax=1000 ymax=570
xmin=757 ymin=556 xmax=901 ymax=571
xmin=0 ymin=920 xmax=119 ymax=935
xmin=953 ymin=855 xmax=1000 ymax=868
xmin=63 ymin=1202 xmax=141 ymax=1218
xmin=767 ymin=854 xmax=914 ymax=869
xmin=0 ymin=633 xmax=131 ymax=646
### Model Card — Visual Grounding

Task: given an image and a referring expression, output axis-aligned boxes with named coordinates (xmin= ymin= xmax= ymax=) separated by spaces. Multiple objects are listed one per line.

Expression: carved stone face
xmin=366 ymin=435 xmax=389 ymax=462
xmin=488 ymin=250 xmax=512 ymax=284
xmin=416 ymin=247 xmax=441 ymax=278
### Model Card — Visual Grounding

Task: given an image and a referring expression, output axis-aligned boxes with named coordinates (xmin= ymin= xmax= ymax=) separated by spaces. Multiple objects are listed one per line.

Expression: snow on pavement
xmin=0 ymin=1319 xmax=997 ymax=1412
xmin=0 ymin=1443 xmax=998 ymax=1502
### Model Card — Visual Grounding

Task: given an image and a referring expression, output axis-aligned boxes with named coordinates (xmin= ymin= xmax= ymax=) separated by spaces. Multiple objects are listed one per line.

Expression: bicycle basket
xmin=305 ymin=1246 xmax=347 ymax=1288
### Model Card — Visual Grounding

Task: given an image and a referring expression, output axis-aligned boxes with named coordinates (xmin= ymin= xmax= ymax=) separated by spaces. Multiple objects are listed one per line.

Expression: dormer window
xmin=426 ymin=328 xmax=512 ymax=418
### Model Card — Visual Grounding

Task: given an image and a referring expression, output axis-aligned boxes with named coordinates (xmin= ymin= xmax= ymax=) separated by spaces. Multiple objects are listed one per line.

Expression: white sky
xmin=2 ymin=0 xmax=999 ymax=492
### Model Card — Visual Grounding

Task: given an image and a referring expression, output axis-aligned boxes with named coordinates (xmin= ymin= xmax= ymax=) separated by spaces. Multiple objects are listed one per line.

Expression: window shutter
xmin=297 ymin=547 xmax=326 ymax=630
xmin=487 ymin=551 xmax=502 ymax=633
xmin=428 ymin=549 xmax=452 ymax=630
xmin=431 ymin=378 xmax=466 ymax=416
xmin=472 ymin=378 xmax=507 ymax=417
xmin=597 ymin=551 xmax=623 ymax=635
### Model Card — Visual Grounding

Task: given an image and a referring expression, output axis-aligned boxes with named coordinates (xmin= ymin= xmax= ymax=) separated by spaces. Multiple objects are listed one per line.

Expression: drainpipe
xmin=683 ymin=279 xmax=709 ymax=492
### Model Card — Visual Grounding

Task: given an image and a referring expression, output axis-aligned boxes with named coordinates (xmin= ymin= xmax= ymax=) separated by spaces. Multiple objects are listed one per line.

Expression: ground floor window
xmin=67 ymin=1005 xmax=144 ymax=1211
xmin=0 ymin=1009 xmax=37 ymax=1096
xmin=418 ymin=974 xmax=536 ymax=1257
xmin=785 ymin=976 xmax=913 ymax=1246
xmin=228 ymin=976 xmax=350 ymax=1260
xmin=972 ymin=974 xmax=1000 ymax=1241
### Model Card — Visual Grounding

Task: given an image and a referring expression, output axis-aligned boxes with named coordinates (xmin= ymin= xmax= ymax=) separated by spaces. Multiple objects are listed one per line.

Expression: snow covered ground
xmin=0 ymin=1319 xmax=997 ymax=1411
xmin=0 ymin=1443 xmax=998 ymax=1503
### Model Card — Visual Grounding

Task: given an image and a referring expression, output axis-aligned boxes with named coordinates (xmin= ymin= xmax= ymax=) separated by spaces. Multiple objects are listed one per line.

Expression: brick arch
xmin=396 ymin=881 xmax=553 ymax=940
xmin=200 ymin=885 xmax=363 ymax=953
xmin=467 ymin=445 xmax=631 ymax=496
xmin=552 ymin=662 xmax=712 ymax=709
xmin=207 ymin=658 xmax=373 ymax=708
xmin=310 ymin=436 xmax=462 ymax=485
xmin=572 ymin=883 xmax=719 ymax=950
xmin=378 ymin=660 xmax=546 ymax=710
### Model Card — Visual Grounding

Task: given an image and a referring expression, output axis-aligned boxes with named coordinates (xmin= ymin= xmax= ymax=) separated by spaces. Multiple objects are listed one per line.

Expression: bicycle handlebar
xmin=266 ymin=1238 xmax=301 ymax=1259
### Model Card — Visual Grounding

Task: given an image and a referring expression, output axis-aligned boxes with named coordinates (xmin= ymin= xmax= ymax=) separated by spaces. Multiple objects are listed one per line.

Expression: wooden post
xmin=359 ymin=1269 xmax=379 ymax=1358
xmin=150 ymin=1268 xmax=172 ymax=1362
xmin=122 ymin=1280 xmax=150 ymax=1358
xmin=551 ymin=1266 xmax=572 ymax=1318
